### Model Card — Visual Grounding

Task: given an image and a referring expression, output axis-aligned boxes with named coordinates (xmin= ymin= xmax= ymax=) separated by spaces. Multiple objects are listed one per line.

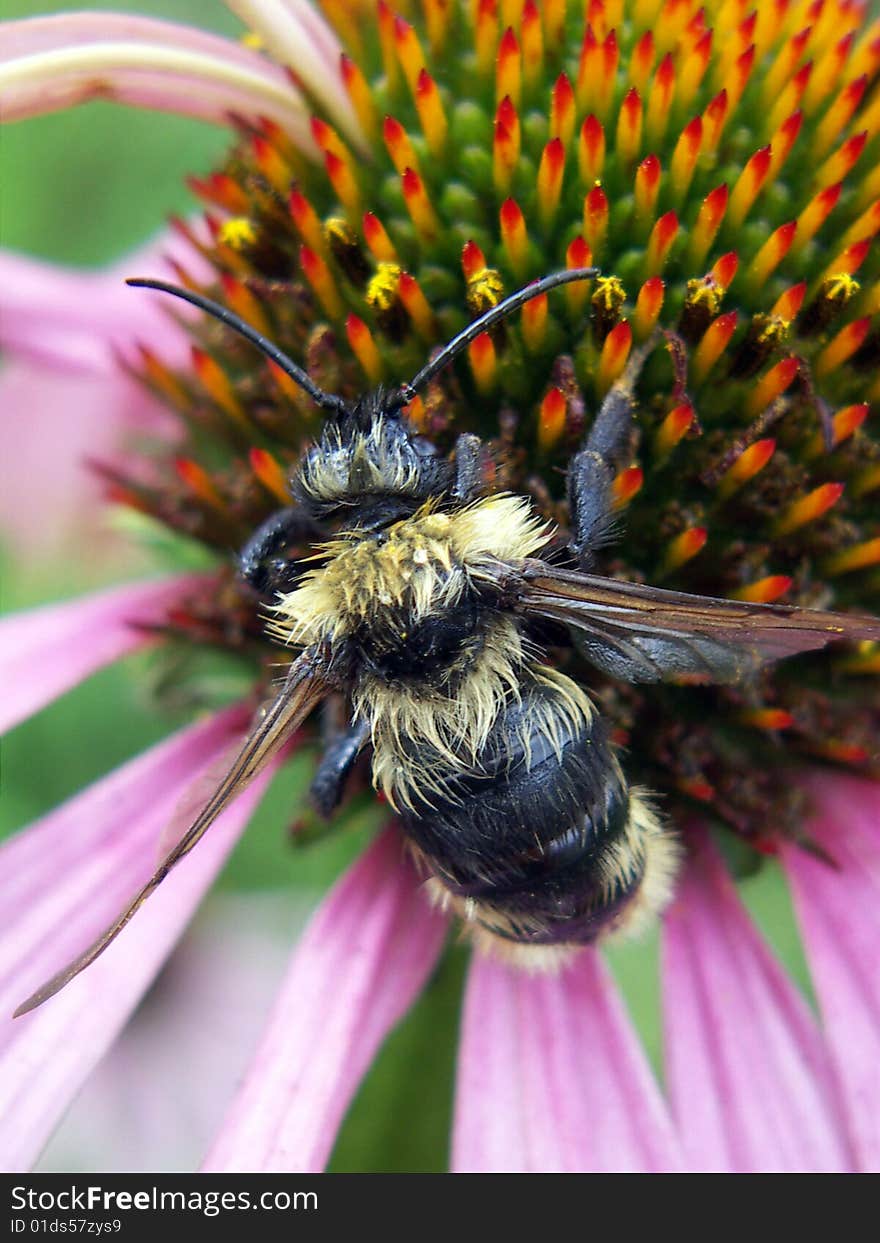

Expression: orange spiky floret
xmin=774 ymin=483 xmax=845 ymax=536
xmin=578 ymin=114 xmax=606 ymax=184
xmin=804 ymin=404 xmax=869 ymax=458
xmin=654 ymin=402 xmax=694 ymax=456
xmin=701 ymin=89 xmax=729 ymax=154
xmin=362 ymin=211 xmax=398 ymax=262
xmin=346 ymin=313 xmax=384 ymax=383
xmin=565 ymin=237 xmax=593 ymax=313
xmin=191 ymin=348 xmax=246 ymax=427
xmin=634 ymin=155 xmax=661 ymax=227
xmin=324 ymin=150 xmax=362 ymax=219
xmin=382 ymin=115 xmax=420 ymax=175
xmin=629 ymin=30 xmax=655 ymax=93
xmin=728 ymin=146 xmax=772 ymax=228
xmin=717 ymin=439 xmax=777 ymax=499
xmin=825 ymin=539 xmax=880 ymax=576
xmin=738 ymin=709 xmax=796 ymax=732
xmin=646 ymin=52 xmax=675 ymax=145
xmin=662 ymin=526 xmax=708 ymax=574
xmin=689 ymin=184 xmax=729 ymax=268
xmin=414 ymin=69 xmax=447 ymax=157
xmin=815 ymin=318 xmax=871 ymax=376
xmin=249 ymin=448 xmax=291 ymax=505
xmin=175 ymin=457 xmax=226 ymax=511
xmin=299 ymin=245 xmax=343 ymax=318
xmin=634 ymin=276 xmax=665 ymax=339
xmin=733 ymin=576 xmax=793 ymax=604
xmin=521 ymin=0 xmax=544 ymax=87
xmin=612 ymin=464 xmax=644 ymax=508
xmin=251 ymin=135 xmax=290 ymax=194
xmin=538 ymin=387 xmax=567 ymax=451
xmin=398 ymin=271 xmax=436 ymax=339
xmin=550 ymin=72 xmax=576 ymax=148
xmin=670 ymin=116 xmax=702 ymax=204
xmin=219 ymin=273 xmax=270 ymax=337
xmin=746 ymin=220 xmax=798 ymax=287
xmin=475 ymin=0 xmax=498 ymax=76
xmin=616 ymin=88 xmax=643 ymax=166
xmin=744 ymin=357 xmax=800 ymax=416
xmin=393 ymin=14 xmax=427 ymax=95
xmin=401 ymin=167 xmax=439 ymax=242
xmin=691 ymin=311 xmax=738 ymax=382
xmin=521 ymin=291 xmax=548 ymax=352
xmin=288 ymin=188 xmax=324 ymax=253
xmin=496 ymin=25 xmax=521 ymax=107
xmin=494 ymin=98 xmax=521 ymax=195
xmin=597 ymin=321 xmax=632 ymax=392
xmin=500 ymin=196 xmax=529 ymax=274
xmin=645 ymin=211 xmax=678 ymax=275
xmin=537 ymin=138 xmax=565 ymax=229
xmin=468 ymin=331 xmax=497 ymax=393
xmin=422 ymin=0 xmax=453 ymax=55
xmin=340 ymin=54 xmax=378 ymax=143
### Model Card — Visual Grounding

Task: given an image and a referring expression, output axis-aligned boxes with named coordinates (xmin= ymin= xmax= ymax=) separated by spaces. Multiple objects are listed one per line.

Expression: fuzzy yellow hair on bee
xmin=269 ymin=493 xmax=550 ymax=648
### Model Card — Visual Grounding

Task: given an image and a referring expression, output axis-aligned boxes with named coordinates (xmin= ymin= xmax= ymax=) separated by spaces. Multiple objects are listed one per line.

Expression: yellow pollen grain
xmin=467 ymin=267 xmax=505 ymax=314
xmin=218 ymin=218 xmax=257 ymax=250
xmin=366 ymin=262 xmax=403 ymax=311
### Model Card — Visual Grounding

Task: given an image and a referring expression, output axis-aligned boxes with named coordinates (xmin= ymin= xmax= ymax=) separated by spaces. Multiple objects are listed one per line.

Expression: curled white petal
xmin=225 ymin=0 xmax=366 ymax=151
xmin=0 ymin=12 xmax=295 ymax=71
xmin=0 ymin=35 xmax=317 ymax=158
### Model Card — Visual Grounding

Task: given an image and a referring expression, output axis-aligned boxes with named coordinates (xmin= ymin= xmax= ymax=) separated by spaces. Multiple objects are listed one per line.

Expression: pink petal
xmin=1 ymin=11 xmax=303 ymax=72
xmin=0 ymin=235 xmax=203 ymax=375
xmin=37 ymin=894 xmax=295 ymax=1173
xmin=0 ymin=252 xmax=134 ymax=375
xmin=0 ymin=227 xmax=207 ymax=553
xmin=227 ymin=0 xmax=365 ymax=150
xmin=781 ymin=774 xmax=880 ymax=1172
xmin=0 ymin=361 xmax=174 ymax=557
xmin=662 ymin=831 xmax=854 ymax=1172
xmin=0 ymin=14 xmax=315 ymax=153
xmin=0 ymin=576 xmax=205 ymax=734
xmin=0 ymin=703 xmax=270 ymax=1172
xmin=202 ymin=829 xmax=447 ymax=1172
xmin=452 ymin=952 xmax=683 ymax=1172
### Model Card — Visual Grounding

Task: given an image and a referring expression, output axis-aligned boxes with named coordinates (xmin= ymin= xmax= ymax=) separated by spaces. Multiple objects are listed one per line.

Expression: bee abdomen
xmin=399 ymin=670 xmax=679 ymax=958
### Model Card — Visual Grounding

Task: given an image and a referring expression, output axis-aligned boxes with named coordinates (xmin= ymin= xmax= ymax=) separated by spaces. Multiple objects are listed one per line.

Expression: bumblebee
xmin=17 ymin=269 xmax=880 ymax=1015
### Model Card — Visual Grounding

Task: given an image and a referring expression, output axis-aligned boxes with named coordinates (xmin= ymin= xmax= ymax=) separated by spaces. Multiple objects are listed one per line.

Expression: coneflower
xmin=1 ymin=0 xmax=878 ymax=1173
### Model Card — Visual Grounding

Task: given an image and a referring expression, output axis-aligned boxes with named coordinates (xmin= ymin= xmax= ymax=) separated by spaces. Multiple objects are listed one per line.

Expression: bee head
xmin=292 ymin=390 xmax=453 ymax=529
xmin=125 ymin=269 xmax=596 ymax=533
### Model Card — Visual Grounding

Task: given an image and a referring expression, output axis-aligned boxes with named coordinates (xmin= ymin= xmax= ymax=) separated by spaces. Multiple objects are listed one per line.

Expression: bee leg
xmin=452 ymin=433 xmax=489 ymax=502
xmin=567 ymin=341 xmax=652 ymax=568
xmin=309 ymin=717 xmax=372 ymax=818
xmin=238 ymin=505 xmax=322 ymax=597
xmin=567 ymin=394 xmax=632 ymax=568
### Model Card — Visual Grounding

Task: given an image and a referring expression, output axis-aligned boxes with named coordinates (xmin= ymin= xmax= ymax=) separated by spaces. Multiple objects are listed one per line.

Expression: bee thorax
xmin=270 ymin=509 xmax=469 ymax=647
xmin=269 ymin=494 xmax=549 ymax=652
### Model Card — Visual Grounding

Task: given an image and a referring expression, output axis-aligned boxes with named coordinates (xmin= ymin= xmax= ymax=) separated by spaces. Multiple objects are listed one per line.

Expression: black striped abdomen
xmin=397 ymin=669 xmax=650 ymax=949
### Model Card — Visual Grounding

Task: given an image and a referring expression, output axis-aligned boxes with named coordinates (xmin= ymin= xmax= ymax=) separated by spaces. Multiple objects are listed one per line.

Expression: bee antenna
xmin=125 ymin=278 xmax=349 ymax=416
xmin=387 ymin=267 xmax=599 ymax=413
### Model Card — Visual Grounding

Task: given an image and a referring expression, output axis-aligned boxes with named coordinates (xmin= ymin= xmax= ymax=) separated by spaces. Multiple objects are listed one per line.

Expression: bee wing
xmin=155 ymin=735 xmax=248 ymax=862
xmin=14 ymin=648 xmax=332 ymax=1018
xmin=475 ymin=557 xmax=880 ymax=684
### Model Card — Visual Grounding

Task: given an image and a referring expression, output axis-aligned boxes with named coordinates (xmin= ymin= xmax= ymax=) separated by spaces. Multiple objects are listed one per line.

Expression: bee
xmin=16 ymin=268 xmax=880 ymax=1015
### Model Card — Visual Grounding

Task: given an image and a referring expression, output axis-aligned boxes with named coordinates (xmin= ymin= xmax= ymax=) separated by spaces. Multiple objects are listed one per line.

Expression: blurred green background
xmin=2 ymin=0 xmax=815 ymax=1173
